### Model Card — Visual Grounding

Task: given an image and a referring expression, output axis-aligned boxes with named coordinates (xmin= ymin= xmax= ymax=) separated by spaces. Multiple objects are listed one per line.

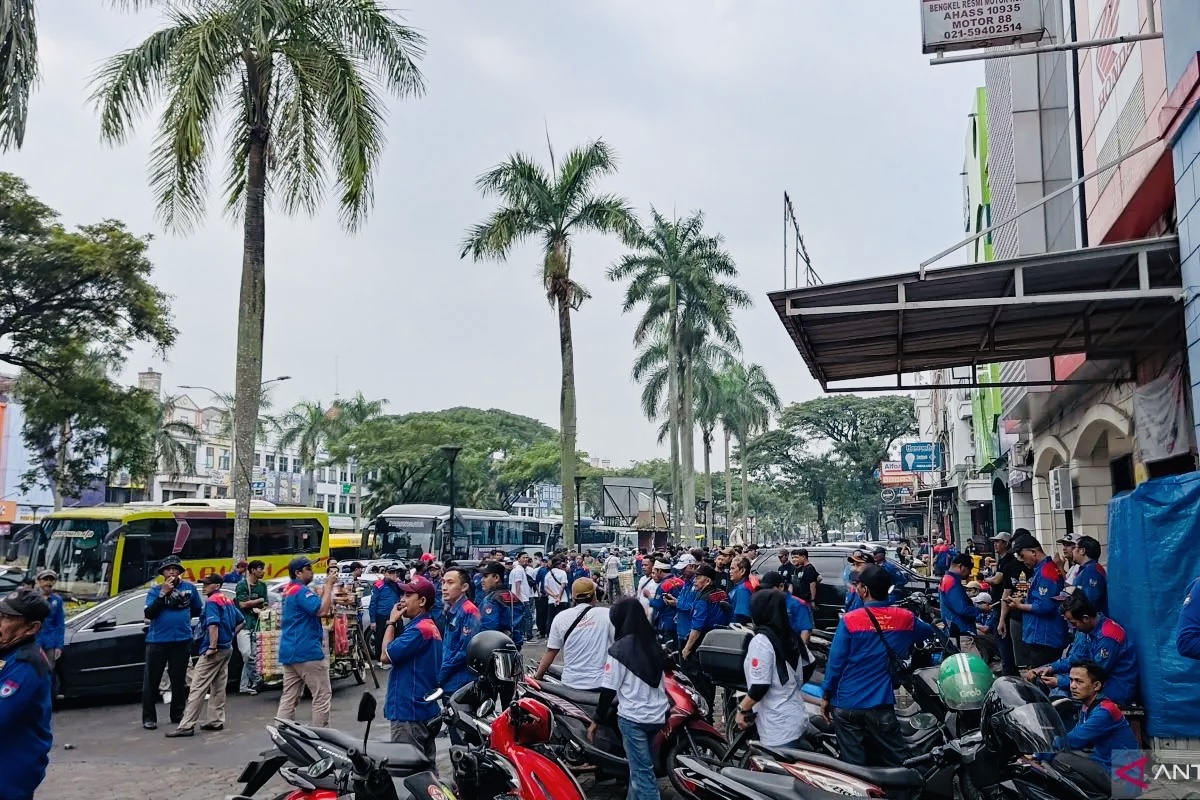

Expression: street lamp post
xmin=697 ymin=499 xmax=710 ymax=546
xmin=660 ymin=492 xmax=673 ymax=545
xmin=441 ymin=446 xmax=462 ymax=561
xmin=573 ymin=475 xmax=585 ymax=544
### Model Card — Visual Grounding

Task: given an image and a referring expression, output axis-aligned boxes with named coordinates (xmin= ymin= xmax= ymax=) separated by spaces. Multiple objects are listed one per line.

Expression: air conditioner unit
xmin=1049 ymin=466 xmax=1074 ymax=512
xmin=1012 ymin=440 xmax=1029 ymax=465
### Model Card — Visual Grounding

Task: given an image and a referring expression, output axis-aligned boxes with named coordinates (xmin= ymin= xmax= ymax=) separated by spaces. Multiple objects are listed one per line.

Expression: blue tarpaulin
xmin=1108 ymin=473 xmax=1200 ymax=738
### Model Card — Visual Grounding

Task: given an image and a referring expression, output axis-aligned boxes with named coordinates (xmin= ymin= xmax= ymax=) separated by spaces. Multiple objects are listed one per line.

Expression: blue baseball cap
xmin=287 ymin=556 xmax=314 ymax=576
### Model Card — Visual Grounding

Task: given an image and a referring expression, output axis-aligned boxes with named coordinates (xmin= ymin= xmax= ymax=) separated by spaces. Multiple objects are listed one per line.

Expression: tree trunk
xmin=739 ymin=430 xmax=750 ymax=545
xmin=723 ymin=426 xmax=733 ymax=544
xmin=557 ymin=278 xmax=578 ymax=551
xmin=680 ymin=357 xmax=696 ymax=545
xmin=666 ymin=281 xmax=680 ymax=543
xmin=232 ymin=126 xmax=269 ymax=564
xmin=703 ymin=426 xmax=714 ymax=546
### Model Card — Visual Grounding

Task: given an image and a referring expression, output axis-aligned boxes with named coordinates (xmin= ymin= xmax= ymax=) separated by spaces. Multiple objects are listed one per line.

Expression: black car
xmin=57 ymin=586 xmax=244 ymax=700
xmin=751 ymin=546 xmax=938 ymax=632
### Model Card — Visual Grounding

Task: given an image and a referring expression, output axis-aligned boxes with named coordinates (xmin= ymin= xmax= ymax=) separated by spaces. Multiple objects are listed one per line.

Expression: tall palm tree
xmin=93 ymin=0 xmax=426 ymax=561
xmin=693 ymin=345 xmax=737 ymax=544
xmin=0 ymin=0 xmax=37 ymax=149
xmin=276 ymin=400 xmax=334 ymax=474
xmin=461 ymin=139 xmax=635 ymax=549
xmin=145 ymin=394 xmax=201 ymax=482
xmin=610 ymin=208 xmax=747 ymax=541
xmin=718 ymin=362 xmax=780 ymax=543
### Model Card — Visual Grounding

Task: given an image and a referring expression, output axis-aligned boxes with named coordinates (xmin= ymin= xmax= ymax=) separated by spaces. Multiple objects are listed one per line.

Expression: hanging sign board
xmin=920 ymin=0 xmax=1046 ymax=54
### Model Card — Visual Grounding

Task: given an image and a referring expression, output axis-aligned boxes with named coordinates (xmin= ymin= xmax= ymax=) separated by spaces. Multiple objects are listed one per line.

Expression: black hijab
xmin=608 ymin=597 xmax=665 ymax=689
xmin=750 ymin=589 xmax=800 ymax=685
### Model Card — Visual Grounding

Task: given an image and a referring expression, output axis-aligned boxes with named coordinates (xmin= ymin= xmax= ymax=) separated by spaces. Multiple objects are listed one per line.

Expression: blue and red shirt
xmin=35 ymin=593 xmax=65 ymax=652
xmin=730 ymin=580 xmax=753 ymax=624
xmin=674 ymin=579 xmax=698 ymax=639
xmin=1023 ymin=557 xmax=1068 ymax=650
xmin=1054 ymin=697 xmax=1138 ymax=771
xmin=1048 ymin=614 xmax=1137 ymax=705
xmin=368 ymin=577 xmax=401 ymax=620
xmin=651 ymin=576 xmax=683 ymax=633
xmin=823 ymin=603 xmax=936 ymax=710
xmin=939 ymin=572 xmax=978 ymax=636
xmin=1072 ymin=560 xmax=1108 ymax=616
xmin=1178 ymin=577 xmax=1200 ymax=660
xmin=479 ymin=588 xmax=524 ymax=648
xmin=385 ymin=613 xmax=443 ymax=723
xmin=439 ymin=596 xmax=480 ymax=693
xmin=0 ymin=640 xmax=52 ymax=800
xmin=200 ymin=592 xmax=244 ymax=654
xmin=279 ymin=580 xmax=325 ymax=665
xmin=144 ymin=580 xmax=203 ymax=644
xmin=784 ymin=594 xmax=814 ymax=636
xmin=691 ymin=588 xmax=732 ymax=635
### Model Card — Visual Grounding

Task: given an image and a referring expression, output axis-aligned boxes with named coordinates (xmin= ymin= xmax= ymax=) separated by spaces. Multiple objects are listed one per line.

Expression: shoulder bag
xmin=862 ymin=606 xmax=914 ymax=692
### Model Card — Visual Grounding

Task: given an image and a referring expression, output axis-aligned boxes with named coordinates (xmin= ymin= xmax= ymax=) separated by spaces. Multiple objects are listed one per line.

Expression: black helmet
xmin=466 ymin=630 xmax=522 ymax=682
xmin=981 ymin=677 xmax=1067 ymax=758
xmin=158 ymin=555 xmax=183 ymax=575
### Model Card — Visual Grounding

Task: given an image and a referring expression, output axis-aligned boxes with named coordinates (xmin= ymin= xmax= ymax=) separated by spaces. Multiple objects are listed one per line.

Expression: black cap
xmin=1010 ymin=532 xmax=1041 ymax=553
xmin=872 ymin=546 xmax=887 ymax=556
xmin=695 ymin=564 xmax=719 ymax=581
xmin=202 ymin=574 xmax=224 ymax=586
xmin=759 ymin=571 xmax=787 ymax=589
xmin=0 ymin=588 xmax=50 ymax=622
xmin=158 ymin=555 xmax=183 ymax=575
xmin=478 ymin=562 xmax=506 ymax=578
xmin=858 ymin=564 xmax=892 ymax=599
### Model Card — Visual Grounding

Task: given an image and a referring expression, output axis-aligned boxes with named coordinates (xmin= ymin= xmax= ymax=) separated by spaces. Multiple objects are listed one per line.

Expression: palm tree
xmin=276 ymin=400 xmax=334 ymax=474
xmin=693 ymin=346 xmax=737 ymax=544
xmin=461 ymin=139 xmax=636 ymax=549
xmin=610 ymin=208 xmax=748 ymax=541
xmin=0 ymin=0 xmax=37 ymax=149
xmin=718 ymin=362 xmax=780 ymax=543
xmin=93 ymin=0 xmax=426 ymax=561
xmin=144 ymin=395 xmax=201 ymax=482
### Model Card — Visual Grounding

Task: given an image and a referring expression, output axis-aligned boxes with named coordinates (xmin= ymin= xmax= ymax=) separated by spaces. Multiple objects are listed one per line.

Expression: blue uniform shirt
xmin=1073 ymin=560 xmax=1108 ymax=616
xmin=784 ymin=594 xmax=814 ymax=636
xmin=1178 ymin=577 xmax=1200 ymax=660
xmin=1054 ymin=697 xmax=1138 ymax=771
xmin=144 ymin=580 xmax=203 ymax=644
xmin=1023 ymin=557 xmax=1068 ymax=650
xmin=385 ymin=613 xmax=443 ymax=723
xmin=823 ymin=603 xmax=937 ymax=710
xmin=675 ymin=579 xmax=697 ymax=639
xmin=1048 ymin=615 xmax=1138 ymax=705
xmin=279 ymin=580 xmax=326 ymax=665
xmin=479 ymin=588 xmax=524 ymax=648
xmin=199 ymin=592 xmax=244 ymax=654
xmin=939 ymin=572 xmax=979 ymax=636
xmin=439 ymin=596 xmax=480 ymax=693
xmin=881 ymin=560 xmax=908 ymax=602
xmin=691 ymin=588 xmax=732 ymax=634
xmin=369 ymin=577 xmax=401 ymax=621
xmin=650 ymin=576 xmax=683 ymax=633
xmin=36 ymin=593 xmax=65 ymax=652
xmin=730 ymin=580 xmax=753 ymax=623
xmin=844 ymin=583 xmax=865 ymax=613
xmin=0 ymin=640 xmax=53 ymax=800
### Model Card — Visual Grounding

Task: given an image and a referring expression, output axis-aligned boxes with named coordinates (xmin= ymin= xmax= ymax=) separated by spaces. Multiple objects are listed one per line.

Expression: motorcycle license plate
xmin=402 ymin=771 xmax=458 ymax=800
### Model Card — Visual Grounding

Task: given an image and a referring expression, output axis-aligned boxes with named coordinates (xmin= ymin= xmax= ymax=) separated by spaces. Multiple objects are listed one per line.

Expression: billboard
xmin=920 ymin=0 xmax=1045 ymax=54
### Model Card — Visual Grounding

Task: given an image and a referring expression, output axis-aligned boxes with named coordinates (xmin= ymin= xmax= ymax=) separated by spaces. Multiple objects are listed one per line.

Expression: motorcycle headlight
xmin=691 ymin=689 xmax=709 ymax=719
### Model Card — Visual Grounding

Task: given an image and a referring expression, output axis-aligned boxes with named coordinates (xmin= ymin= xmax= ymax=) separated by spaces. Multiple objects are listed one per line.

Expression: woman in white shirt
xmin=589 ymin=598 xmax=668 ymax=800
xmin=735 ymin=590 xmax=810 ymax=748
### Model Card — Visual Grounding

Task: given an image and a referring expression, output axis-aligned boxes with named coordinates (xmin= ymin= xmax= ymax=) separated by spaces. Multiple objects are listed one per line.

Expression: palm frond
xmin=0 ymin=0 xmax=38 ymax=150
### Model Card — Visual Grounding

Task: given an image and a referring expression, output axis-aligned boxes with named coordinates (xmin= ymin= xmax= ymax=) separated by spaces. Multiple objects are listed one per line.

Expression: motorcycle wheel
xmin=665 ymin=732 xmax=727 ymax=799
xmin=353 ymin=665 xmax=365 ymax=685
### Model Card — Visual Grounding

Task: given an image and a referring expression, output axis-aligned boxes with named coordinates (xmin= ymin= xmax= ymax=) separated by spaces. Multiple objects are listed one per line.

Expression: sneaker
xmin=165 ymin=727 xmax=195 ymax=738
xmin=240 ymin=688 xmax=258 ymax=696
xmin=142 ymin=722 xmax=158 ymax=731
xmin=200 ymin=722 xmax=224 ymax=731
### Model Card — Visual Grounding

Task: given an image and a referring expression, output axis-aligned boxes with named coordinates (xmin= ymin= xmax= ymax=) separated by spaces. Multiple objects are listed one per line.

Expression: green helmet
xmin=937 ymin=653 xmax=994 ymax=711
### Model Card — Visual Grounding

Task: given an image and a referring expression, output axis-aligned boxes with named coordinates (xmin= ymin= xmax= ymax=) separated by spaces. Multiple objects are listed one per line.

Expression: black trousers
xmin=1025 ymin=643 xmax=1064 ymax=671
xmin=682 ymin=654 xmax=716 ymax=720
xmin=546 ymin=602 xmax=568 ymax=631
xmin=142 ymin=641 xmax=190 ymax=725
xmin=833 ymin=706 xmax=915 ymax=798
xmin=373 ymin=616 xmax=389 ymax=661
xmin=535 ymin=596 xmax=549 ymax=637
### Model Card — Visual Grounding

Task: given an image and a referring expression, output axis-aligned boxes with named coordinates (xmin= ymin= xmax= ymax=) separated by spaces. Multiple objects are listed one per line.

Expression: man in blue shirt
xmin=168 ymin=574 xmax=244 ymax=737
xmin=477 ymin=561 xmax=524 ymax=647
xmin=1177 ymin=575 xmax=1200 ymax=660
xmin=939 ymin=554 xmax=979 ymax=641
xmin=1053 ymin=662 xmax=1138 ymax=771
xmin=681 ymin=564 xmax=730 ymax=716
xmin=276 ymin=556 xmax=338 ymax=727
xmin=872 ymin=547 xmax=908 ymax=603
xmin=33 ymin=570 xmax=64 ymax=693
xmin=1006 ymin=532 xmax=1068 ymax=669
xmin=223 ymin=560 xmax=249 ymax=585
xmin=1069 ymin=536 xmax=1108 ymax=616
xmin=844 ymin=552 xmax=870 ymax=613
xmin=438 ymin=567 xmax=480 ymax=696
xmin=382 ymin=577 xmax=443 ymax=763
xmin=822 ymin=565 xmax=937 ymax=768
xmin=729 ymin=557 xmax=754 ymax=624
xmin=671 ymin=557 xmax=699 ymax=648
xmin=761 ymin=571 xmax=816 ymax=682
xmin=369 ymin=564 xmax=402 ymax=666
xmin=651 ymin=565 xmax=683 ymax=647
xmin=141 ymin=555 xmax=203 ymax=730
xmin=0 ymin=588 xmax=53 ymax=800
xmin=1030 ymin=592 xmax=1138 ymax=706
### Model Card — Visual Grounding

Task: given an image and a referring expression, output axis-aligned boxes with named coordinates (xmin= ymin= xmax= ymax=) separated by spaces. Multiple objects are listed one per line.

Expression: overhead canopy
xmin=768 ymin=236 xmax=1183 ymax=391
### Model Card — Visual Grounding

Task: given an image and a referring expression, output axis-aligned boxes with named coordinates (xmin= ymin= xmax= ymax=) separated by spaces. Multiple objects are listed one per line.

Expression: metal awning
xmin=768 ymin=236 xmax=1183 ymax=391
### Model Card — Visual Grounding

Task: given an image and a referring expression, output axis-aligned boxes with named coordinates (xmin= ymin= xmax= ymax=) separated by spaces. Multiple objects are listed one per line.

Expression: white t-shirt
xmin=509 ymin=564 xmax=531 ymax=603
xmin=744 ymin=633 xmax=809 ymax=747
xmin=601 ymin=654 xmax=669 ymax=725
xmin=604 ymin=555 xmax=621 ymax=579
xmin=547 ymin=605 xmax=615 ymax=690
xmin=637 ymin=576 xmax=659 ymax=617
xmin=543 ymin=568 xmax=569 ymax=604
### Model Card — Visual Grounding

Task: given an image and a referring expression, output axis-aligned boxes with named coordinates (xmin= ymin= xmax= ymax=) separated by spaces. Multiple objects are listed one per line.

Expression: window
xmin=292 ymin=458 xmax=302 ymax=474
xmin=218 ymin=450 xmax=230 ymax=470
xmin=338 ymin=496 xmax=347 ymax=514
xmin=339 ymin=469 xmax=348 ymax=483
xmin=205 ymin=447 xmax=215 ymax=469
xmin=107 ymin=596 xmax=151 ymax=627
xmin=321 ymin=467 xmax=330 ymax=482
xmin=254 ymin=452 xmax=262 ymax=467
xmin=314 ymin=494 xmax=323 ymax=509
xmin=265 ymin=454 xmax=276 ymax=471
xmin=326 ymin=497 xmax=336 ymax=513
xmin=348 ymin=501 xmax=356 ymax=516
xmin=349 ymin=469 xmax=356 ymax=484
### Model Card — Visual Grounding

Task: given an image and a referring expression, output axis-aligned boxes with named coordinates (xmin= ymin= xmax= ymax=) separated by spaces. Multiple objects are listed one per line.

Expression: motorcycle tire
xmin=664 ymin=731 xmax=727 ymax=798
xmin=353 ymin=665 xmax=365 ymax=685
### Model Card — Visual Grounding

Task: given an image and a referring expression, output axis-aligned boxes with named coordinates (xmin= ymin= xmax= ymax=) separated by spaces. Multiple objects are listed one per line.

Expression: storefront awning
xmin=769 ymin=236 xmax=1183 ymax=391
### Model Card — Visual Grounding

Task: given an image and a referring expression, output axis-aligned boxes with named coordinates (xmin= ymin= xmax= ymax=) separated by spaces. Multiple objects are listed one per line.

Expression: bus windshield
xmin=31 ymin=518 xmax=120 ymax=599
xmin=376 ymin=518 xmax=436 ymax=560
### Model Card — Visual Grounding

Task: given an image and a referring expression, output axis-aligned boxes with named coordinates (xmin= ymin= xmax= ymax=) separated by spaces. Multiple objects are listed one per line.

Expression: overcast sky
xmin=8 ymin=2 xmax=982 ymax=466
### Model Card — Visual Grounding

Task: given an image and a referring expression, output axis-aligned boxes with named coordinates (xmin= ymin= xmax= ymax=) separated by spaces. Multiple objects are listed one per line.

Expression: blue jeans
xmin=618 ymin=716 xmax=662 ymax=800
xmin=523 ymin=601 xmax=535 ymax=639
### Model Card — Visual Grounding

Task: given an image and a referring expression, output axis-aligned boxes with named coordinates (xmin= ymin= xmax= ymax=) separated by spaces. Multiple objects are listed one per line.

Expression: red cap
xmin=397 ymin=576 xmax=436 ymax=608
xmin=421 ymin=553 xmax=435 ymax=562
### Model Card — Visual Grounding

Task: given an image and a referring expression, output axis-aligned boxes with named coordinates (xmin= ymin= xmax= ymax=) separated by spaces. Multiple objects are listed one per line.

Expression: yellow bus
xmin=27 ymin=499 xmax=329 ymax=603
xmin=328 ymin=531 xmax=367 ymax=562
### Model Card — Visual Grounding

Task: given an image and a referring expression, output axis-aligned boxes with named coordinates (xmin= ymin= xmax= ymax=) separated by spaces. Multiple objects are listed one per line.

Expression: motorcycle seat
xmin=1052 ymin=751 xmax=1112 ymax=797
xmin=536 ymin=681 xmax=602 ymax=709
xmin=720 ymin=767 xmax=856 ymax=800
xmin=808 ymin=715 xmax=834 ymax=735
xmin=307 ymin=728 xmax=432 ymax=772
xmin=754 ymin=746 xmax=924 ymax=790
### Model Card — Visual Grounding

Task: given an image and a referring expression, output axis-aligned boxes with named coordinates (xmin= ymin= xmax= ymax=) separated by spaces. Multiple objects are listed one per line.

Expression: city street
xmin=39 ymin=638 xmax=678 ymax=800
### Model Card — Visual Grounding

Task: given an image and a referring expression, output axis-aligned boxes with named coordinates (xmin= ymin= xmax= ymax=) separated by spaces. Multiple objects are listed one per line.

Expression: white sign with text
xmin=920 ymin=0 xmax=1045 ymax=54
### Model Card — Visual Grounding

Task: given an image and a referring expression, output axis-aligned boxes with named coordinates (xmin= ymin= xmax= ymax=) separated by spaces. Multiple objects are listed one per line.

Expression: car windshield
xmin=31 ymin=518 xmax=121 ymax=600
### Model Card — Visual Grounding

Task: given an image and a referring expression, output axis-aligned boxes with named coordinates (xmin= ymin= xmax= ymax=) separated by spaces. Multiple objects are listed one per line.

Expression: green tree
xmin=718 ymin=362 xmax=780 ymax=543
xmin=0 ymin=0 xmax=37 ymax=149
xmin=0 ymin=173 xmax=176 ymax=381
xmin=461 ymin=139 xmax=636 ymax=549
xmin=743 ymin=428 xmax=853 ymax=540
xmin=93 ymin=0 xmax=426 ymax=562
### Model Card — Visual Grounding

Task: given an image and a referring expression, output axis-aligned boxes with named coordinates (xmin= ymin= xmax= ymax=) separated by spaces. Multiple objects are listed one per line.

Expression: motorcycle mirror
xmin=478 ymin=699 xmax=496 ymax=717
xmin=306 ymin=757 xmax=335 ymax=779
xmin=357 ymin=692 xmax=377 ymax=723
xmin=424 ymin=688 xmax=444 ymax=703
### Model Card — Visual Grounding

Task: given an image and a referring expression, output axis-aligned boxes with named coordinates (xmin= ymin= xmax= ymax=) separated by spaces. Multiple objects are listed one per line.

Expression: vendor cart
xmin=328 ymin=604 xmax=376 ymax=687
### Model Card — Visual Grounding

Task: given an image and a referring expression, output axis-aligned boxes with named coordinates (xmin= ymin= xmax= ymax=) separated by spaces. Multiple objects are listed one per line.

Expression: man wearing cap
xmin=671 ymin=556 xmax=699 ymax=649
xmin=142 ymin=555 xmax=203 ymax=730
xmin=478 ymin=561 xmax=524 ymax=648
xmin=534 ymin=577 xmax=613 ymax=691
xmin=982 ymin=531 xmax=1023 ymax=676
xmin=382 ymin=576 xmax=443 ymax=762
xmin=1005 ymin=532 xmax=1068 ymax=669
xmin=939 ymin=555 xmax=980 ymax=644
xmin=681 ymin=564 xmax=731 ymax=714
xmin=277 ymin=557 xmax=339 ymax=727
xmin=844 ymin=552 xmax=870 ymax=613
xmin=223 ymin=559 xmax=249 ymax=585
xmin=369 ymin=564 xmax=403 ymax=667
xmin=168 ymin=574 xmax=245 ymax=737
xmin=821 ymin=565 xmax=938 ymax=769
xmin=650 ymin=561 xmax=682 ymax=646
xmin=761 ymin=572 xmax=816 ymax=682
xmin=33 ymin=570 xmax=64 ymax=684
xmin=0 ymin=588 xmax=53 ymax=800
xmin=1054 ymin=534 xmax=1078 ymax=585
xmin=871 ymin=547 xmax=908 ymax=603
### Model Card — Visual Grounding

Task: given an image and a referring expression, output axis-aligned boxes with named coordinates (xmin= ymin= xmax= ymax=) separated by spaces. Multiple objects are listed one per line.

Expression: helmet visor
xmin=492 ymin=650 xmax=523 ymax=682
xmin=1000 ymin=703 xmax=1067 ymax=752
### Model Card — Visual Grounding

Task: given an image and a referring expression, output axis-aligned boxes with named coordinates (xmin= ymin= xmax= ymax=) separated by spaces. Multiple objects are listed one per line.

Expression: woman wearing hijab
xmin=589 ymin=598 xmax=667 ymax=800
xmin=734 ymin=590 xmax=810 ymax=748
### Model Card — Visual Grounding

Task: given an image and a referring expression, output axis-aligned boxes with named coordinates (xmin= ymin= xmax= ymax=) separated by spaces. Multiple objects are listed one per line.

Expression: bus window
xmin=289 ymin=518 xmax=324 ymax=554
xmin=250 ymin=518 xmax=292 ymax=555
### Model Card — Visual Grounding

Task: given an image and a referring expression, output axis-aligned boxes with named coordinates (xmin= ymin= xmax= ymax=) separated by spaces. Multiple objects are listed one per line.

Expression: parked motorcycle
xmin=232 ymin=693 xmax=457 ymax=800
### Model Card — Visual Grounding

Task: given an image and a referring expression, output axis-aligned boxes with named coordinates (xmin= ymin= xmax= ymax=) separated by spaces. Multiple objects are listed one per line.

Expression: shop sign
xmin=1089 ymin=0 xmax=1143 ymax=157
xmin=920 ymin=0 xmax=1045 ymax=54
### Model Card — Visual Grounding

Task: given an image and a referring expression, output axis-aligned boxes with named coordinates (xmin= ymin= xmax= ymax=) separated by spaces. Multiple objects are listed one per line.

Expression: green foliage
xmin=0 ymin=0 xmax=37 ymax=149
xmin=0 ymin=172 xmax=176 ymax=382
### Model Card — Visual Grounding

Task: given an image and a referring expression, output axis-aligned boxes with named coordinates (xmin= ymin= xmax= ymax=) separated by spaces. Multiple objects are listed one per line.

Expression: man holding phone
xmin=141 ymin=556 xmax=203 ymax=730
xmin=276 ymin=557 xmax=338 ymax=727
